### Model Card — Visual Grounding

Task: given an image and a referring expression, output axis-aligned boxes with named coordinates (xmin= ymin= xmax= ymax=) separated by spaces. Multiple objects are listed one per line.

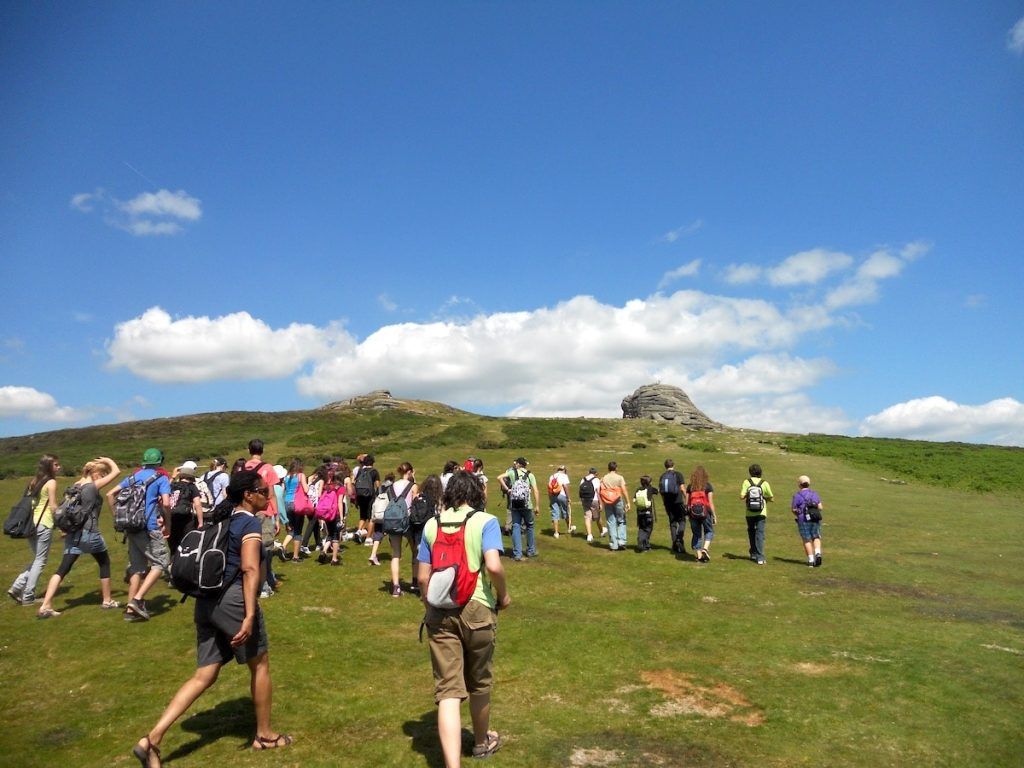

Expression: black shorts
xmin=357 ymin=495 xmax=373 ymax=521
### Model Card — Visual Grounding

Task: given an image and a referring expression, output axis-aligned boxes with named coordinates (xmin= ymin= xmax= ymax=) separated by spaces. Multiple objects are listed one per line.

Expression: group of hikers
xmin=3 ymin=440 xmax=826 ymax=767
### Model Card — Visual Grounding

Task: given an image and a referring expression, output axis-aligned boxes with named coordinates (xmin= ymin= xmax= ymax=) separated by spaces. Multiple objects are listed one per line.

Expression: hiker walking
xmin=634 ymin=475 xmax=657 ymax=552
xmin=130 ymin=470 xmax=292 ymax=767
xmin=7 ymin=454 xmax=60 ymax=606
xmin=167 ymin=461 xmax=204 ymax=555
xmin=579 ymin=467 xmax=603 ymax=543
xmin=791 ymin=475 xmax=824 ymax=567
xmin=37 ymin=457 xmax=122 ymax=617
xmin=659 ymin=459 xmax=687 ymax=553
xmin=498 ymin=457 xmax=540 ymax=561
xmin=686 ymin=465 xmax=716 ymax=562
xmin=353 ymin=454 xmax=380 ymax=543
xmin=418 ymin=470 xmax=510 ymax=766
xmin=600 ymin=461 xmax=630 ymax=551
xmin=109 ymin=448 xmax=172 ymax=622
xmin=547 ymin=465 xmax=573 ymax=538
xmin=740 ymin=464 xmax=774 ymax=565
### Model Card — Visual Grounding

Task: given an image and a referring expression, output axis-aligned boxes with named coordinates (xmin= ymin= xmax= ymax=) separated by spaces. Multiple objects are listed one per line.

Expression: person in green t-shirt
xmin=740 ymin=463 xmax=774 ymax=565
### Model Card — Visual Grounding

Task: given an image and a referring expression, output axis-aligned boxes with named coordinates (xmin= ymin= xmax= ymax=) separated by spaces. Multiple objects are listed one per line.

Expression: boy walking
xmin=740 ymin=464 xmax=773 ymax=565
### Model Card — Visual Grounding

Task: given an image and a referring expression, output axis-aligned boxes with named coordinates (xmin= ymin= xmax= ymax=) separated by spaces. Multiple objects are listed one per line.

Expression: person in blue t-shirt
xmin=107 ymin=448 xmax=171 ymax=622
xmin=131 ymin=469 xmax=291 ymax=766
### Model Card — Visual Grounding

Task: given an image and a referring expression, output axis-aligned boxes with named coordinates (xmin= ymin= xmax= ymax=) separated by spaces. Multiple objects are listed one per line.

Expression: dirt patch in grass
xmin=301 ymin=605 xmax=336 ymax=615
xmin=640 ymin=670 xmax=765 ymax=726
xmin=793 ymin=661 xmax=835 ymax=675
xmin=570 ymin=748 xmax=622 ymax=766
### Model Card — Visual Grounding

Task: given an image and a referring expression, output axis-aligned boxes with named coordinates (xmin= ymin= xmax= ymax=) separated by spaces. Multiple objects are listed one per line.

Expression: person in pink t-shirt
xmin=244 ymin=439 xmax=280 ymax=597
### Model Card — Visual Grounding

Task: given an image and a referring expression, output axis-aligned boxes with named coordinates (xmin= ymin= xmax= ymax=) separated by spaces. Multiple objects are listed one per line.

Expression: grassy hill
xmin=0 ymin=401 xmax=1021 ymax=767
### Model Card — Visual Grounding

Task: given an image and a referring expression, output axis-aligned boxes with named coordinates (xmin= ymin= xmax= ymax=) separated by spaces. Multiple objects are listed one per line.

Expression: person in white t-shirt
xmin=547 ymin=465 xmax=574 ymax=538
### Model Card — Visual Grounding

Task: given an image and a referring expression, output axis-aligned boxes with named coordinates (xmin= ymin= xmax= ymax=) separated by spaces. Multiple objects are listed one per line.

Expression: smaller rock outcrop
xmin=319 ymin=390 xmax=401 ymax=411
xmin=621 ymin=384 xmax=722 ymax=429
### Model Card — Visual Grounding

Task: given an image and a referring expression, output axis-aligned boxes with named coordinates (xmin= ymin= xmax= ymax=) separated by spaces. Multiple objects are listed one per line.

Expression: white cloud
xmin=658 ymin=259 xmax=702 ymax=289
xmin=768 ymin=249 xmax=853 ymax=286
xmin=659 ymin=219 xmax=703 ymax=243
xmin=825 ymin=241 xmax=929 ymax=310
xmin=1008 ymin=16 xmax=1024 ymax=55
xmin=378 ymin=293 xmax=398 ymax=312
xmin=296 ymin=292 xmax=816 ymax=412
xmin=118 ymin=189 xmax=201 ymax=221
xmin=72 ymin=312 xmax=94 ymax=323
xmin=0 ymin=386 xmax=88 ymax=422
xmin=724 ymin=263 xmax=763 ymax=284
xmin=70 ymin=187 xmax=202 ymax=236
xmin=861 ymin=396 xmax=1024 ymax=446
xmin=106 ymin=307 xmax=354 ymax=382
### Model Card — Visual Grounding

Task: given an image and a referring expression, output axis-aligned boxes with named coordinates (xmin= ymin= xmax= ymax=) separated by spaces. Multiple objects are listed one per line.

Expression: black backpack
xmin=169 ymin=480 xmax=196 ymax=518
xmin=170 ymin=506 xmax=240 ymax=600
xmin=3 ymin=487 xmax=40 ymax=538
xmin=408 ymin=495 xmax=434 ymax=526
xmin=578 ymin=476 xmax=596 ymax=505
xmin=355 ymin=467 xmax=376 ymax=499
xmin=660 ymin=470 xmax=681 ymax=498
xmin=53 ymin=484 xmax=90 ymax=533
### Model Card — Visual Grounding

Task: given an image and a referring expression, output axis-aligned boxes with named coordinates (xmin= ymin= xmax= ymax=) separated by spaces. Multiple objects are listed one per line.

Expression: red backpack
xmin=688 ymin=488 xmax=711 ymax=520
xmin=425 ymin=511 xmax=479 ymax=610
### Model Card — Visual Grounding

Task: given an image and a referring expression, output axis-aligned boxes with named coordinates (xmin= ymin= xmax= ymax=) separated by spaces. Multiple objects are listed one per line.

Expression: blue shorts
xmin=65 ymin=528 xmax=107 ymax=556
xmin=797 ymin=520 xmax=821 ymax=541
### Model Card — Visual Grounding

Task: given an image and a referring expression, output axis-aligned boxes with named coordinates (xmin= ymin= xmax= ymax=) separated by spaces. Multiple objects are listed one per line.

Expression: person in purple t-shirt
xmin=791 ymin=475 xmax=824 ymax=568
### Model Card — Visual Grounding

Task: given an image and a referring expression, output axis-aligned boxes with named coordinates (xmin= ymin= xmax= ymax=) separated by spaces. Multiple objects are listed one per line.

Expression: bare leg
xmin=248 ymin=652 xmax=274 ymax=740
xmin=133 ymin=566 xmax=164 ymax=602
xmin=126 ymin=572 xmax=142 ymax=603
xmin=469 ymin=691 xmax=492 ymax=747
xmin=437 ymin=697 xmax=462 ymax=768
xmin=142 ymin=663 xmax=221 ymax=749
xmin=39 ymin=574 xmax=63 ymax=612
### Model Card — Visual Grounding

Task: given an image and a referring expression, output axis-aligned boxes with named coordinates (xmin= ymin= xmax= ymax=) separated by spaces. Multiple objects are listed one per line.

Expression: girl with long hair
xmin=686 ymin=465 xmax=717 ymax=562
xmin=7 ymin=454 xmax=61 ymax=606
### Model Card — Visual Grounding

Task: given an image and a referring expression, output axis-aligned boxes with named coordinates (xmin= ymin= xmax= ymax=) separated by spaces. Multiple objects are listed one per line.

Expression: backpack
xmin=408 ymin=495 xmax=434 ymax=527
xmin=508 ymin=470 xmax=531 ymax=509
xmin=371 ymin=485 xmax=390 ymax=521
xmin=382 ymin=483 xmax=413 ymax=535
xmin=113 ymin=473 xmax=160 ymax=533
xmin=425 ymin=510 xmax=479 ymax=609
xmin=745 ymin=479 xmax=765 ymax=513
xmin=169 ymin=480 xmax=196 ymax=518
xmin=547 ymin=476 xmax=563 ymax=496
xmin=54 ymin=484 xmax=89 ymax=533
xmin=687 ymin=488 xmax=711 ymax=521
xmin=315 ymin=484 xmax=340 ymax=522
xmin=170 ymin=507 xmax=240 ymax=600
xmin=4 ymin=487 xmax=40 ymax=538
xmin=354 ymin=466 xmax=376 ymax=499
xmin=660 ymin=470 xmax=681 ymax=498
xmin=799 ymin=490 xmax=822 ymax=522
xmin=578 ymin=476 xmax=596 ymax=505
xmin=599 ymin=484 xmax=621 ymax=505
xmin=195 ymin=471 xmax=224 ymax=515
xmin=634 ymin=487 xmax=652 ymax=512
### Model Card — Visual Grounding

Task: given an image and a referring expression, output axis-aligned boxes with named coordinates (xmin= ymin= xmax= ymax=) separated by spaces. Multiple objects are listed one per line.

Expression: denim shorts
xmin=797 ymin=520 xmax=822 ymax=541
xmin=65 ymin=528 xmax=107 ymax=556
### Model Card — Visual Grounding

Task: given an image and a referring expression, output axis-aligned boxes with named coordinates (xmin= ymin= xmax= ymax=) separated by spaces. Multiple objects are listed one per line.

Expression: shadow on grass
xmin=772 ymin=556 xmax=809 ymax=566
xmin=163 ymin=696 xmax=254 ymax=762
xmin=404 ymin=709 xmax=479 ymax=768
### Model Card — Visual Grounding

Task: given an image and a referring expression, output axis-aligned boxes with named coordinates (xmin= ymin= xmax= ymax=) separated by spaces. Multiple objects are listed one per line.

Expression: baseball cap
xmin=798 ymin=475 xmax=811 ymax=486
xmin=177 ymin=460 xmax=198 ymax=475
xmin=589 ymin=467 xmax=598 ymax=474
xmin=142 ymin=448 xmax=163 ymax=465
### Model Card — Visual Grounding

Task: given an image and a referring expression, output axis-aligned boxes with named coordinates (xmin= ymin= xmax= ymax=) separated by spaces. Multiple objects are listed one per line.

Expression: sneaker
xmin=126 ymin=599 xmax=150 ymax=620
xmin=300 ymin=546 xmax=312 ymax=556
xmin=808 ymin=561 xmax=816 ymax=568
xmin=259 ymin=588 xmax=274 ymax=599
xmin=363 ymin=539 xmax=373 ymax=547
xmin=750 ymin=554 xmax=758 ymax=561
xmin=6 ymin=588 xmax=21 ymax=604
xmin=344 ymin=532 xmax=356 ymax=541
xmin=392 ymin=585 xmax=402 ymax=598
xmin=586 ymin=534 xmax=594 ymax=543
xmin=409 ymin=581 xmax=420 ymax=595
xmin=276 ymin=547 xmax=287 ymax=562
xmin=703 ymin=550 xmax=712 ymax=561
xmin=330 ymin=559 xmax=341 ymax=566
xmin=368 ymin=556 xmax=381 ymax=566
xmin=756 ymin=559 xmax=766 ymax=566
xmin=600 ymin=527 xmax=608 ymax=537
xmin=814 ymin=553 xmax=822 ymax=567
xmin=553 ymin=531 xmax=559 ymax=539
xmin=124 ymin=612 xmax=145 ymax=623
xmin=317 ymin=552 xmax=328 ymax=564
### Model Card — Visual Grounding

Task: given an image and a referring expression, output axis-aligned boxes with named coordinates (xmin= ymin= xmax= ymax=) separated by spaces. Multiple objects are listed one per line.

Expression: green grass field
xmin=0 ymin=405 xmax=1021 ymax=767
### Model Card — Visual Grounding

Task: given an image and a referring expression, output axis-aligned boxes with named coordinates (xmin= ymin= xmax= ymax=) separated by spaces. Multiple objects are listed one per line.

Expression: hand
xmin=231 ymin=616 xmax=254 ymax=647
xmin=498 ymin=593 xmax=511 ymax=610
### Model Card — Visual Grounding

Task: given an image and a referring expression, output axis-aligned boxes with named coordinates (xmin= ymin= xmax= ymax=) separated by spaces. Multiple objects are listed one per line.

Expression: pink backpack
xmin=315 ymin=484 xmax=340 ymax=522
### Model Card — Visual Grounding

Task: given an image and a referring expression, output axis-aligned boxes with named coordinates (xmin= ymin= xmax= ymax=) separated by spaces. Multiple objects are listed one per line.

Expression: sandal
xmin=252 ymin=733 xmax=294 ymax=750
xmin=37 ymin=607 xmax=61 ymax=619
xmin=472 ymin=731 xmax=502 ymax=758
xmin=101 ymin=600 xmax=121 ymax=609
xmin=131 ymin=736 xmax=161 ymax=767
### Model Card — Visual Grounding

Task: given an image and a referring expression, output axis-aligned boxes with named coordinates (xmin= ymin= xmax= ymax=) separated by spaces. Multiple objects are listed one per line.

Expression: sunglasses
xmin=250 ymin=486 xmax=272 ymax=497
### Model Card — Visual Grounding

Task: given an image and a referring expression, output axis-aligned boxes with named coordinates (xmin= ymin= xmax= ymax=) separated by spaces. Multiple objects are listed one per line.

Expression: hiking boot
xmin=126 ymin=599 xmax=150 ymax=620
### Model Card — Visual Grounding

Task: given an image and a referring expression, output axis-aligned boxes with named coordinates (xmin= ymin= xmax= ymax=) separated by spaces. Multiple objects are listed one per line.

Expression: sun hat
xmin=177 ymin=460 xmax=199 ymax=476
xmin=142 ymin=448 xmax=163 ymax=465
xmin=273 ymin=464 xmax=287 ymax=480
xmin=798 ymin=475 xmax=811 ymax=486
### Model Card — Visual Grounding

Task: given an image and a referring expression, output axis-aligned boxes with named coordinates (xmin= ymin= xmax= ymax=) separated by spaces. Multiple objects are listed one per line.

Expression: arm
xmin=44 ymin=479 xmax=58 ymax=512
xmin=483 ymin=549 xmax=510 ymax=609
xmin=192 ymin=494 xmax=204 ymax=527
xmin=708 ymin=491 xmax=716 ymax=522
xmin=159 ymin=492 xmax=171 ymax=535
xmin=531 ymin=476 xmax=540 ymax=511
xmin=93 ymin=458 xmax=121 ymax=490
xmin=232 ymin=534 xmax=263 ymax=647
xmin=300 ymin=472 xmax=308 ymax=493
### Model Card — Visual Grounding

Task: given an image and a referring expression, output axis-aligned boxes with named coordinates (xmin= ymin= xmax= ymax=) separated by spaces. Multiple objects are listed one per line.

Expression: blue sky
xmin=2 ymin=2 xmax=1023 ymax=445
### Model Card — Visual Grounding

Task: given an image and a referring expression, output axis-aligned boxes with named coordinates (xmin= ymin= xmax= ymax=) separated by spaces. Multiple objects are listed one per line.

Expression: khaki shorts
xmin=127 ymin=530 xmax=170 ymax=576
xmin=425 ymin=599 xmax=497 ymax=703
xmin=584 ymin=500 xmax=602 ymax=522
